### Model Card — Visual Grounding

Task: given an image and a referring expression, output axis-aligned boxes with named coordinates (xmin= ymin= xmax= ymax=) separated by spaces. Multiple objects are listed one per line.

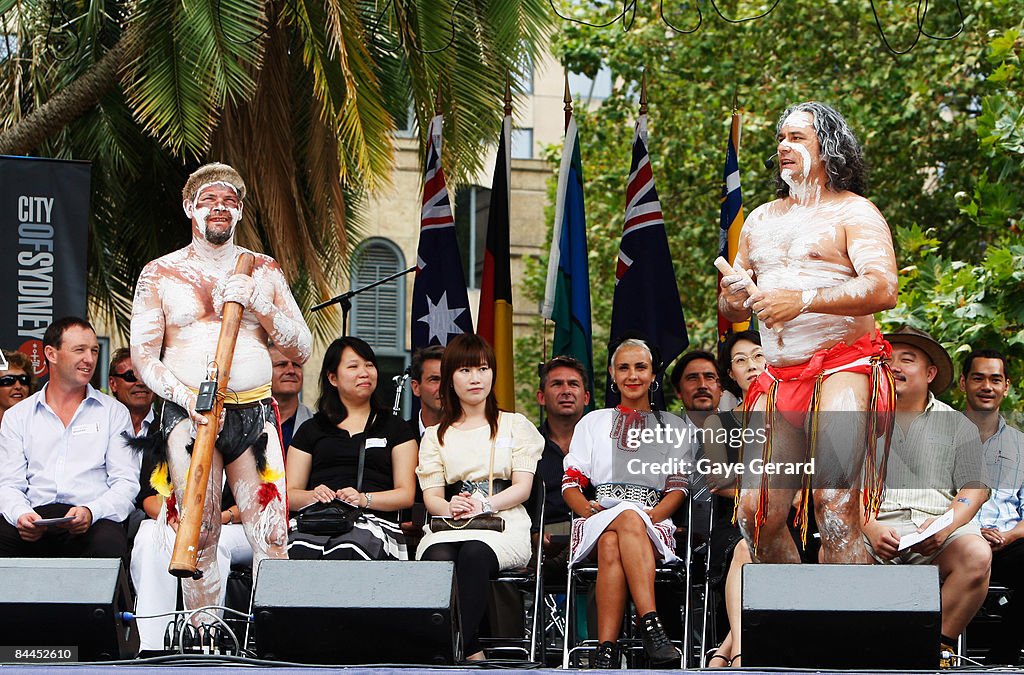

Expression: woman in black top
xmin=286 ymin=337 xmax=417 ymax=560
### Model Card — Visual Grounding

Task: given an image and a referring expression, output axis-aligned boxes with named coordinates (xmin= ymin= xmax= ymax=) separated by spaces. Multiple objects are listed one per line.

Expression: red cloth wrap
xmin=741 ymin=329 xmax=895 ymax=550
xmin=745 ymin=330 xmax=893 ymax=427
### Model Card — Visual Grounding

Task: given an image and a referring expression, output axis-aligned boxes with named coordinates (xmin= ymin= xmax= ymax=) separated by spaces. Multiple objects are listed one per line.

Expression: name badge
xmin=71 ymin=423 xmax=99 ymax=436
xmin=365 ymin=437 xmax=387 ymax=449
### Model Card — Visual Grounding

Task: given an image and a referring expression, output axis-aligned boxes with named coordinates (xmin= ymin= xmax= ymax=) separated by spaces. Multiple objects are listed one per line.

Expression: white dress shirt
xmin=0 ymin=384 xmax=141 ymax=526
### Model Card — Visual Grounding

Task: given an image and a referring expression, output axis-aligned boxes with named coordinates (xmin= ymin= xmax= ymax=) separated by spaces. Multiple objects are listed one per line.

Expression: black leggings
xmin=421 ymin=541 xmax=500 ymax=656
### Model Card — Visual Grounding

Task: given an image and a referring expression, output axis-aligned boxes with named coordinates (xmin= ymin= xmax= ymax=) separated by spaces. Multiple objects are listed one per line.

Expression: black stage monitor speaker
xmin=0 ymin=558 xmax=139 ymax=660
xmin=743 ymin=564 xmax=940 ymax=669
xmin=254 ymin=560 xmax=459 ymax=664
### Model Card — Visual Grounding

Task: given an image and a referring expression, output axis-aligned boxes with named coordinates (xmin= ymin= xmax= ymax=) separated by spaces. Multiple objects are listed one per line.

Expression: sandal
xmin=730 ymin=653 xmax=741 ymax=667
xmin=707 ymin=653 xmax=731 ymax=668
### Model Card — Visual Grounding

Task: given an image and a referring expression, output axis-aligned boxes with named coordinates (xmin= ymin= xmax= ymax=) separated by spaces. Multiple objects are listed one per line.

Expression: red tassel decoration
xmin=166 ymin=493 xmax=178 ymax=521
xmin=257 ymin=482 xmax=280 ymax=509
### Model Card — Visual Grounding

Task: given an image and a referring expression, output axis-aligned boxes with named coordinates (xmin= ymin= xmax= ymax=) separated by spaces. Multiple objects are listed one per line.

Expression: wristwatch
xmin=480 ymin=500 xmax=495 ymax=515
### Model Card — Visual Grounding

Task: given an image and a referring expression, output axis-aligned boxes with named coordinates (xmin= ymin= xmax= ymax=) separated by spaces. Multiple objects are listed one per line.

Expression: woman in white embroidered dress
xmin=561 ymin=337 xmax=693 ymax=668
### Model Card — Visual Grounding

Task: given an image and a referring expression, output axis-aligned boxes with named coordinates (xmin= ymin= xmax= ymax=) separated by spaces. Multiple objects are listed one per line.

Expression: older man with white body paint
xmin=130 ymin=163 xmax=312 ymax=619
xmin=719 ymin=102 xmax=899 ymax=564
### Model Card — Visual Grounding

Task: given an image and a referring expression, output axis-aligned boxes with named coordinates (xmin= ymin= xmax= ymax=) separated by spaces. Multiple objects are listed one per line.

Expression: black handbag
xmin=430 ymin=414 xmax=506 ymax=533
xmin=297 ymin=432 xmax=368 ymax=536
xmin=296 ymin=499 xmax=363 ymax=536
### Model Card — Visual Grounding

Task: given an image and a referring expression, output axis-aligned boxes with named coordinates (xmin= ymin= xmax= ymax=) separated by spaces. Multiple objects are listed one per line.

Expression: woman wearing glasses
xmin=703 ymin=330 xmax=764 ymax=668
xmin=0 ymin=351 xmax=34 ymax=425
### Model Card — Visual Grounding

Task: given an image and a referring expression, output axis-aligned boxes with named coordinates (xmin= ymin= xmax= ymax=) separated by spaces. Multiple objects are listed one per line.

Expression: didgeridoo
xmin=169 ymin=252 xmax=255 ymax=578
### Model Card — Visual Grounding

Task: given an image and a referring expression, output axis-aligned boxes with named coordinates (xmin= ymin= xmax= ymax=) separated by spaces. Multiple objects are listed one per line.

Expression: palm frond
xmin=284 ymin=0 xmax=394 ymax=192
xmin=383 ymin=0 xmax=555 ymax=186
xmin=210 ymin=15 xmax=359 ymax=344
xmin=121 ymin=0 xmax=265 ymax=156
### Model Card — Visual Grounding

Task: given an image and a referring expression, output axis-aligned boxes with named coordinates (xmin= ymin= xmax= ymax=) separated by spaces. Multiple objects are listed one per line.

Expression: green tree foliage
xmin=885 ymin=25 xmax=1024 ymax=407
xmin=516 ymin=1 xmax=1023 ymax=413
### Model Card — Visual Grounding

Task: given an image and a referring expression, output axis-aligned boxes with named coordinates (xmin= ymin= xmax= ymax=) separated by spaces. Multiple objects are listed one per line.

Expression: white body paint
xmin=741 ymin=193 xmax=896 ymax=366
xmin=779 ymin=141 xmax=816 ymax=200
xmin=130 ymin=239 xmax=311 ymax=408
xmin=129 ymin=230 xmax=303 ymax=616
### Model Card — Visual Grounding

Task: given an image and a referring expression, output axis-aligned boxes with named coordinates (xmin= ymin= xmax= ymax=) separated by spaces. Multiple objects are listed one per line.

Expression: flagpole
xmin=639 ymin=69 xmax=648 ymax=116
xmin=563 ymin=70 xmax=573 ymax=132
xmin=504 ymin=70 xmax=513 ymax=116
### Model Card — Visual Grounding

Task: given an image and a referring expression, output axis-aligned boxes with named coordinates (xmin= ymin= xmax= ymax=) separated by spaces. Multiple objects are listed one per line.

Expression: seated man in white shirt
xmin=0 ymin=317 xmax=141 ymax=558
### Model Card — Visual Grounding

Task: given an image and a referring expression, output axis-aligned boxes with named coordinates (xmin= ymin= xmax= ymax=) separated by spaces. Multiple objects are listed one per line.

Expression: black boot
xmin=638 ymin=612 xmax=679 ymax=665
xmin=592 ymin=641 xmax=620 ymax=669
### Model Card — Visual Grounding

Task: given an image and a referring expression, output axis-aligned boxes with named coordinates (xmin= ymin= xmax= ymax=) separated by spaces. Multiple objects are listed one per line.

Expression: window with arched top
xmin=350 ymin=237 xmax=406 ymax=356
xmin=350 ymin=238 xmax=410 ymax=411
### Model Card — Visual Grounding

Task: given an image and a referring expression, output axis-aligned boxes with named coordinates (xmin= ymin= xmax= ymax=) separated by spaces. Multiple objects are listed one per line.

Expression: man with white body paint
xmin=130 ymin=163 xmax=312 ymax=618
xmin=719 ymin=102 xmax=898 ymax=563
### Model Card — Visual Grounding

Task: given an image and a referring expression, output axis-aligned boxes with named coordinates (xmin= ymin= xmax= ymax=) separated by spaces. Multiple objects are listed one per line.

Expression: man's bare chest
xmin=748 ymin=216 xmax=850 ymax=271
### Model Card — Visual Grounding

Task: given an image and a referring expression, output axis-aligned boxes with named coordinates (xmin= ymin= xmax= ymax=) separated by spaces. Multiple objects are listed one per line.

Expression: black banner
xmin=0 ymin=156 xmax=91 ymax=379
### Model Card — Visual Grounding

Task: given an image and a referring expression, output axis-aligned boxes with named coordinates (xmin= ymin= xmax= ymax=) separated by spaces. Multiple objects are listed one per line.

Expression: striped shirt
xmin=880 ymin=395 xmax=986 ymax=526
xmin=973 ymin=416 xmax=1024 ymax=532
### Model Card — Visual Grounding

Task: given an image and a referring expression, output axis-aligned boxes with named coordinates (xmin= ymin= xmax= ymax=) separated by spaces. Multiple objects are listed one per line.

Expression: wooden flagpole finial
xmin=563 ymin=71 xmax=573 ymax=131
xmin=639 ymin=69 xmax=648 ymax=116
xmin=504 ymin=70 xmax=513 ymax=116
xmin=434 ymin=85 xmax=443 ymax=115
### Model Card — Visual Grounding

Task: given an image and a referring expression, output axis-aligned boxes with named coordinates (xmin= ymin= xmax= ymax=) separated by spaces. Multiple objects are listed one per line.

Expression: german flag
xmin=478 ymin=99 xmax=515 ymax=411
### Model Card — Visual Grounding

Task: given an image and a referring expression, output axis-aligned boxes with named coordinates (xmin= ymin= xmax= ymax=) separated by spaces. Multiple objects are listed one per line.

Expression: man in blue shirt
xmin=0 ymin=317 xmax=140 ymax=558
xmin=965 ymin=348 xmax=1024 ymax=665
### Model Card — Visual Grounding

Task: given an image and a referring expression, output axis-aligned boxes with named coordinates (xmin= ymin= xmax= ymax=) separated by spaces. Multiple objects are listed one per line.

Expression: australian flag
xmin=411 ymin=114 xmax=473 ymax=351
xmin=607 ymin=113 xmax=688 ymax=408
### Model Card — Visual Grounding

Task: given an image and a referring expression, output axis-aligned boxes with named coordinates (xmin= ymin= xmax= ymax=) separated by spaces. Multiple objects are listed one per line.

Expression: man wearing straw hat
xmin=863 ymin=326 xmax=989 ymax=666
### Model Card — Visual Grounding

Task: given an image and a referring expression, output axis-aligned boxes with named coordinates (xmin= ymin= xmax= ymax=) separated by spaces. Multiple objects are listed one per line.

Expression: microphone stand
xmin=311 ymin=265 xmax=416 ymax=336
xmin=392 ymin=369 xmax=411 ymax=416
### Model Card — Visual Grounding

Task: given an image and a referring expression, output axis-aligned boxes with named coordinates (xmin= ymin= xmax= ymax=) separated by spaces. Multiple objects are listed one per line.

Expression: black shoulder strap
xmin=355 ymin=410 xmax=376 ymax=493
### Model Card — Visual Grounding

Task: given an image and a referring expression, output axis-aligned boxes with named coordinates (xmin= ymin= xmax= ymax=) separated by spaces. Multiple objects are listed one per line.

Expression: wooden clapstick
xmin=716 ymin=256 xmax=784 ymax=335
xmin=169 ymin=252 xmax=255 ymax=578
xmin=714 ymin=256 xmax=759 ymax=294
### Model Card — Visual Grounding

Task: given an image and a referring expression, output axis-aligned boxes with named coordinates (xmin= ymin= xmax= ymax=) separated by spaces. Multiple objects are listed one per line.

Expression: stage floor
xmin=1 ymin=658 xmax=1012 ymax=674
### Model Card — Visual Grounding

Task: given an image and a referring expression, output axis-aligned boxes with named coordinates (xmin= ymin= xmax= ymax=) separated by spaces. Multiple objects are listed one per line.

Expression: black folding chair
xmin=478 ymin=473 xmax=547 ymax=662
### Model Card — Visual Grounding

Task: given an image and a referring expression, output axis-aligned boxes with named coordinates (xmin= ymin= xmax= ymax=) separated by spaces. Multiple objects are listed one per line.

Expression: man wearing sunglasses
xmin=0 ymin=317 xmax=140 ymax=559
xmin=108 ymin=348 xmax=155 ymax=437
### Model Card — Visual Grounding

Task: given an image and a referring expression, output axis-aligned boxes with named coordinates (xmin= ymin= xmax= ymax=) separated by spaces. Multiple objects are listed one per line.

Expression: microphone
xmin=763 ymin=152 xmax=778 ymax=169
